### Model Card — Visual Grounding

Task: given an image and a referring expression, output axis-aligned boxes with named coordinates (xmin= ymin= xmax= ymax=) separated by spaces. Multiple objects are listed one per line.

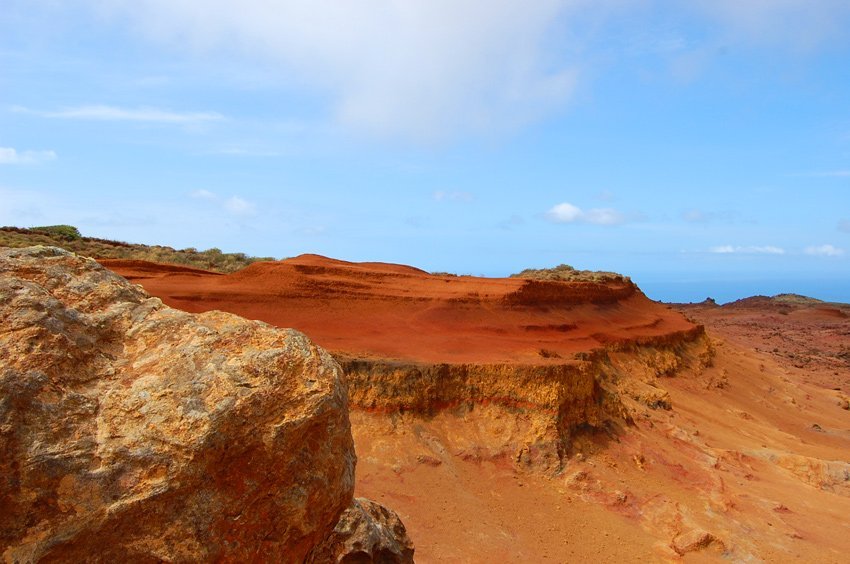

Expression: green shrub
xmin=31 ymin=225 xmax=82 ymax=240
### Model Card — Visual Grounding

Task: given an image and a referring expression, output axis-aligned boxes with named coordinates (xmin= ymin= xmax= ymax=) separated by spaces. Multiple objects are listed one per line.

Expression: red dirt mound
xmin=98 ymin=259 xmax=221 ymax=278
xmin=100 ymin=254 xmax=695 ymax=364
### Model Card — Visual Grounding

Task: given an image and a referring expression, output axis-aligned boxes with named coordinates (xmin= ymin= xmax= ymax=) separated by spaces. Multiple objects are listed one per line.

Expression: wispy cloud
xmin=433 ymin=191 xmax=473 ymax=203
xmin=223 ymin=196 xmax=256 ymax=216
xmin=793 ymin=170 xmax=850 ymax=178
xmin=682 ymin=208 xmax=740 ymax=224
xmin=0 ymin=147 xmax=57 ymax=165
xmin=805 ymin=244 xmax=845 ymax=257
xmin=692 ymin=1 xmax=850 ymax=48
xmin=208 ymin=147 xmax=288 ymax=157
xmin=497 ymin=214 xmax=525 ymax=230
xmin=96 ymin=0 xmax=587 ymax=141
xmin=190 ymin=189 xmax=218 ymax=201
xmin=709 ymin=245 xmax=785 ymax=255
xmin=839 ymin=219 xmax=850 ymax=233
xmin=546 ymin=202 xmax=626 ymax=226
xmin=188 ymin=190 xmax=256 ymax=216
xmin=16 ymin=105 xmax=223 ymax=124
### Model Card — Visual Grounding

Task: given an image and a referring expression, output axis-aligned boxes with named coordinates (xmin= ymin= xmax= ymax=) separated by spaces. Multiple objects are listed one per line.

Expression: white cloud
xmin=433 ymin=191 xmax=473 ymax=203
xmin=547 ymin=202 xmax=583 ymax=223
xmin=710 ymin=245 xmax=785 ymax=255
xmin=188 ymin=190 xmax=256 ymax=216
xmin=546 ymin=201 xmax=626 ymax=226
xmin=18 ymin=105 xmax=223 ymax=124
xmin=692 ymin=0 xmax=850 ymax=48
xmin=582 ymin=208 xmax=625 ymax=225
xmin=805 ymin=244 xmax=845 ymax=257
xmin=91 ymin=0 xmax=590 ymax=141
xmin=190 ymin=189 xmax=218 ymax=200
xmin=223 ymin=196 xmax=256 ymax=216
xmin=0 ymin=147 xmax=57 ymax=165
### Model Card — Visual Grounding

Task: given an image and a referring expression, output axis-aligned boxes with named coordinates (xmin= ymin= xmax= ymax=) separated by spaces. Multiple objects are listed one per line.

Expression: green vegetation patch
xmin=32 ymin=225 xmax=83 ymax=240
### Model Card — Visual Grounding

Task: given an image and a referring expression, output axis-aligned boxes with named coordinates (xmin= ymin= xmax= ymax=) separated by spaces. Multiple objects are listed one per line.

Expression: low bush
xmin=0 ymin=225 xmax=276 ymax=273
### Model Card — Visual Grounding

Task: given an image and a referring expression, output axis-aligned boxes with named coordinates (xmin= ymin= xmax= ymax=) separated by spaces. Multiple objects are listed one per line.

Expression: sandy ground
xmin=101 ymin=258 xmax=850 ymax=562
xmin=351 ymin=333 xmax=850 ymax=562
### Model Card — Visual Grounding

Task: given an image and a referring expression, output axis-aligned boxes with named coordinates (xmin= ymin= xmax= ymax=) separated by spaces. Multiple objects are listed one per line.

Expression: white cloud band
xmin=709 ymin=245 xmax=785 ymax=255
xmin=0 ymin=147 xmax=57 ymax=165
xmin=546 ymin=201 xmax=625 ymax=226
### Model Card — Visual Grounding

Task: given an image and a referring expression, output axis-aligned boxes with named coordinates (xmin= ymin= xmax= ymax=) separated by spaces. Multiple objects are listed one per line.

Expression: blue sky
xmin=2 ymin=1 xmax=849 ymax=302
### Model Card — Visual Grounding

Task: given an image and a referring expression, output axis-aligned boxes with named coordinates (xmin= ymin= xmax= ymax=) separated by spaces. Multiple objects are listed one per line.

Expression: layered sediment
xmin=102 ymin=252 xmax=707 ymax=469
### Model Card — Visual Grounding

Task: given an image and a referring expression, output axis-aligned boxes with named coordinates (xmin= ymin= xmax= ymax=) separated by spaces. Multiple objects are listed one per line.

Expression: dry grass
xmin=510 ymin=263 xmax=629 ymax=284
xmin=0 ymin=226 xmax=276 ymax=273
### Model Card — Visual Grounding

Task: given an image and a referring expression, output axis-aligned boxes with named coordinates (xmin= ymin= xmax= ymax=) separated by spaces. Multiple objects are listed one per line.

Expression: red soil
xmin=101 ymin=253 xmax=695 ymax=364
xmin=99 ymin=256 xmax=850 ymax=562
xmin=677 ymin=297 xmax=850 ymax=390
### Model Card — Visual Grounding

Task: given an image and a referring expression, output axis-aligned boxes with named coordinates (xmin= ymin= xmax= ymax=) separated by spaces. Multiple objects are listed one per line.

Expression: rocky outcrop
xmin=0 ymin=246 xmax=384 ymax=562
xmin=307 ymin=498 xmax=414 ymax=563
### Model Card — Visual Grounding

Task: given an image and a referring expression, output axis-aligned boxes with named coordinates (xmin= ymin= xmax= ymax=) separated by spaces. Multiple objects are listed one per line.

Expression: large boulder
xmin=0 ymin=247 xmax=357 ymax=562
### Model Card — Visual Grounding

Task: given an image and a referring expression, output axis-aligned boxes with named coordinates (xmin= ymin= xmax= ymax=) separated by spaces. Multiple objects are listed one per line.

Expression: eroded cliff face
xmin=0 ymin=247 xmax=412 ymax=562
xmin=100 ymin=253 xmax=709 ymax=473
xmin=340 ymin=326 xmax=711 ymax=471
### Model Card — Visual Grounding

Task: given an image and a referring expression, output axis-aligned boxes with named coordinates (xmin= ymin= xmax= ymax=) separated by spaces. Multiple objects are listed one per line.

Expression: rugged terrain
xmin=676 ymin=294 xmax=850 ymax=392
xmin=0 ymin=247 xmax=412 ymax=562
xmin=0 ymin=225 xmax=274 ymax=272
xmin=101 ymin=253 xmax=702 ymax=470
xmin=97 ymin=252 xmax=850 ymax=562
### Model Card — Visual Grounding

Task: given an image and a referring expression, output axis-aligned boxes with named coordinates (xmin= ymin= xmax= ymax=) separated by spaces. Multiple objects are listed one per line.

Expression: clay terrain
xmin=99 ymin=255 xmax=850 ymax=562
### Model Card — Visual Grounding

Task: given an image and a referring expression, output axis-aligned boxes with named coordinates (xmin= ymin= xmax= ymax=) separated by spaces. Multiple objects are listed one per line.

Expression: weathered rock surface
xmin=0 ymin=247 xmax=360 ymax=562
xmin=307 ymin=498 xmax=414 ymax=563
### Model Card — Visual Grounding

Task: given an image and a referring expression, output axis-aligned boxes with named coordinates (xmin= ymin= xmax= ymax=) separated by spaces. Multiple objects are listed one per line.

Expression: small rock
xmin=416 ymin=454 xmax=443 ymax=467
xmin=306 ymin=498 xmax=414 ymax=563
xmin=671 ymin=529 xmax=724 ymax=556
